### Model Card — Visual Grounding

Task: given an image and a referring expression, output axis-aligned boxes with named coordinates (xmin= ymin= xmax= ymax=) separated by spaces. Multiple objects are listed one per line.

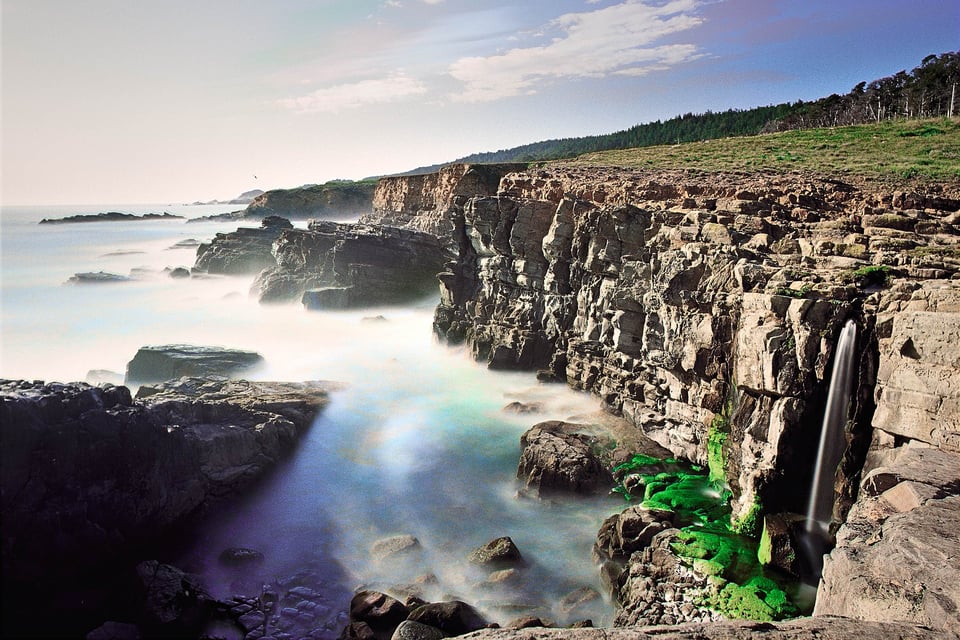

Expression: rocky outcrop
xmin=244 ymin=181 xmax=375 ymax=220
xmin=193 ymin=215 xmax=293 ymax=274
xmin=0 ymin=377 xmax=332 ymax=586
xmin=363 ymin=163 xmax=527 ymax=238
xmin=252 ymin=220 xmax=451 ymax=306
xmin=815 ymin=439 xmax=960 ymax=629
xmin=125 ymin=344 xmax=264 ymax=385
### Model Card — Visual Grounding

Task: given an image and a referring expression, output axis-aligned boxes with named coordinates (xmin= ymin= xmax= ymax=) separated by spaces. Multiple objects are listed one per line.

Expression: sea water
xmin=0 ymin=204 xmax=623 ymax=629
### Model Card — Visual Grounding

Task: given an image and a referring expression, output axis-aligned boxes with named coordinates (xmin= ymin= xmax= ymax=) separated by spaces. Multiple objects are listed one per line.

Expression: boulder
xmin=135 ymin=560 xmax=213 ymax=633
xmin=517 ymin=422 xmax=613 ymax=496
xmin=124 ymin=344 xmax=263 ymax=385
xmin=391 ymin=620 xmax=445 ymax=640
xmin=349 ymin=590 xmax=409 ymax=631
xmin=406 ymin=601 xmax=489 ymax=636
xmin=469 ymin=537 xmax=524 ymax=568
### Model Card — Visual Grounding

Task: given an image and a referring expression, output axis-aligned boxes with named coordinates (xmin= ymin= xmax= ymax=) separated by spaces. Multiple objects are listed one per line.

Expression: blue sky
xmin=2 ymin=0 xmax=957 ymax=205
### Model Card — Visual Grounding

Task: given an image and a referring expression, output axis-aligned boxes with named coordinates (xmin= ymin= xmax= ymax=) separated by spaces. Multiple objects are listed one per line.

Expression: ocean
xmin=0 ymin=203 xmax=622 ymax=630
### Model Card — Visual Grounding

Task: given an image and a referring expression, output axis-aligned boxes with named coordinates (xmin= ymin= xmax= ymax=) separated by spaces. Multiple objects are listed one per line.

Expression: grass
xmin=558 ymin=118 xmax=960 ymax=186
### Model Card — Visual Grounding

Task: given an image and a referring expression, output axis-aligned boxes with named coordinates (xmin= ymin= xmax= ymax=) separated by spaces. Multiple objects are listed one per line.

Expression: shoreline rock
xmin=0 ymin=377 xmax=335 ymax=637
xmin=40 ymin=211 xmax=184 ymax=224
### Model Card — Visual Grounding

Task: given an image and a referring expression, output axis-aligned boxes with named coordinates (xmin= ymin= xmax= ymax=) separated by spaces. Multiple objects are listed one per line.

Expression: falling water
xmin=805 ymin=319 xmax=858 ymax=535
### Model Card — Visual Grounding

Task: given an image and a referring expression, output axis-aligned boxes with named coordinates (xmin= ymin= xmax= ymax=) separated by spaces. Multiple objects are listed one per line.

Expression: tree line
xmin=445 ymin=50 xmax=959 ymax=166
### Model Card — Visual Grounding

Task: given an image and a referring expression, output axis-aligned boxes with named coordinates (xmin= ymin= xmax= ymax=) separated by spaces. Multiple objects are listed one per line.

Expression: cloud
xmin=448 ymin=0 xmax=706 ymax=102
xmin=278 ymin=73 xmax=427 ymax=114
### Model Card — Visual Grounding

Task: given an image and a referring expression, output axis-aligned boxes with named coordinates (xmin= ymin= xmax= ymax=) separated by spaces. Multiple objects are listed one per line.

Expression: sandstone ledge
xmin=460 ymin=617 xmax=959 ymax=639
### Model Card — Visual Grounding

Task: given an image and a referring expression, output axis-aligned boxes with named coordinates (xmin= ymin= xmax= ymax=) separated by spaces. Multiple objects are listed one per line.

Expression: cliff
xmin=384 ymin=163 xmax=960 ymax=632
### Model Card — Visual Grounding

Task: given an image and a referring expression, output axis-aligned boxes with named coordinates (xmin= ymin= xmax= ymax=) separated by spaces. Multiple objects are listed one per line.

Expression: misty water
xmin=1 ymin=204 xmax=623 ymax=630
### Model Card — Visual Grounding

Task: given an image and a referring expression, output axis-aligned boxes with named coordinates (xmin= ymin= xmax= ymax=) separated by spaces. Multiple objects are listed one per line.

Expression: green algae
xmin=610 ymin=454 xmax=804 ymax=621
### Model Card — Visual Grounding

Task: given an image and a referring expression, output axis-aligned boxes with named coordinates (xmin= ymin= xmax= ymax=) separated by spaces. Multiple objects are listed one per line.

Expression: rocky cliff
xmin=363 ymin=163 xmax=528 ymax=238
xmin=382 ymin=163 xmax=959 ymax=632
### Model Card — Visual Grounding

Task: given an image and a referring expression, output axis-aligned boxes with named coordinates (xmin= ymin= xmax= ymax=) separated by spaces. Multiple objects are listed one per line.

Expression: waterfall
xmin=806 ymin=319 xmax=858 ymax=534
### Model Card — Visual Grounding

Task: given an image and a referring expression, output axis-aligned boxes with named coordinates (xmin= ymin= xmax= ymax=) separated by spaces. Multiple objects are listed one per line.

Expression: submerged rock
xmin=125 ymin=344 xmax=263 ymax=385
xmin=67 ymin=270 xmax=133 ymax=283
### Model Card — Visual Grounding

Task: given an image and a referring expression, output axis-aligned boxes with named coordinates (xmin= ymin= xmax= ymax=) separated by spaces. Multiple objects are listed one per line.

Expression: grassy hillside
xmin=559 ymin=118 xmax=960 ymax=185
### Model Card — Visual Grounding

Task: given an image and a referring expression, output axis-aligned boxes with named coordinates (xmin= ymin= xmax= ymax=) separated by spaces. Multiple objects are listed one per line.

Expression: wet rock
xmin=85 ymin=621 xmax=142 ymax=640
xmin=135 ymin=560 xmax=213 ymax=633
xmin=594 ymin=505 xmax=672 ymax=563
xmin=349 ymin=590 xmax=409 ymax=631
xmin=757 ymin=513 xmax=804 ymax=577
xmin=168 ymin=266 xmax=191 ymax=278
xmin=391 ymin=620 xmax=445 ymax=640
xmin=469 ymin=537 xmax=524 ymax=568
xmin=124 ymin=344 xmax=263 ymax=385
xmin=218 ymin=547 xmax=265 ymax=567
xmin=406 ymin=601 xmax=489 ymax=636
xmin=0 ymin=378 xmax=331 ymax=592
xmin=517 ymin=422 xmax=613 ymax=496
xmin=67 ymin=270 xmax=133 ymax=283
xmin=370 ymin=535 xmax=422 ymax=562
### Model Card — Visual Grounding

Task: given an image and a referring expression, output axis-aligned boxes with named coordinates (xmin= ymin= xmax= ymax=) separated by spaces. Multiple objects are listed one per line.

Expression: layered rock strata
xmin=363 ymin=163 xmax=528 ymax=238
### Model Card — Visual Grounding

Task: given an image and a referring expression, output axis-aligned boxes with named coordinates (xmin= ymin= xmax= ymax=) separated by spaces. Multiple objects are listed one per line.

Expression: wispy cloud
xmin=448 ymin=0 xmax=705 ymax=102
xmin=278 ymin=73 xmax=427 ymax=114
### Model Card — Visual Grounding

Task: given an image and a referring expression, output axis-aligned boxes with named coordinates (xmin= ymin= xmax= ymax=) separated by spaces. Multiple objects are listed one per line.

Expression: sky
xmin=1 ymin=0 xmax=958 ymax=205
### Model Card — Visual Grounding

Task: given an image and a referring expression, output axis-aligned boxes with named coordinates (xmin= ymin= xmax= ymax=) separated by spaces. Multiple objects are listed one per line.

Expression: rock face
xmin=193 ymin=215 xmax=293 ymax=275
xmin=0 ymin=378 xmax=332 ymax=587
xmin=252 ymin=220 xmax=451 ymax=306
xmin=871 ymin=280 xmax=960 ymax=452
xmin=363 ymin=163 xmax=527 ymax=238
xmin=124 ymin=344 xmax=264 ymax=385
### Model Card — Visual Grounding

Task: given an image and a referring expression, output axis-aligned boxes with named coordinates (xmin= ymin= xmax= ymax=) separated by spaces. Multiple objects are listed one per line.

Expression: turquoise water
xmin=0 ymin=204 xmax=623 ymax=629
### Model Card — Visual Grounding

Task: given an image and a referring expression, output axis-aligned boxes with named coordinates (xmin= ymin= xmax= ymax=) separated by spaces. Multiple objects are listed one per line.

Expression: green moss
xmin=707 ymin=413 xmax=729 ymax=486
xmin=732 ymin=497 xmax=763 ymax=538
xmin=850 ymin=264 xmax=894 ymax=287
xmin=609 ymin=448 xmax=804 ymax=621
